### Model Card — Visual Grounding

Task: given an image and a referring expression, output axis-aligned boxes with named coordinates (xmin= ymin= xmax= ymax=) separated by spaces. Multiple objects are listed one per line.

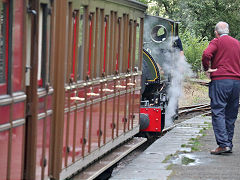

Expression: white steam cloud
xmin=162 ymin=45 xmax=193 ymax=128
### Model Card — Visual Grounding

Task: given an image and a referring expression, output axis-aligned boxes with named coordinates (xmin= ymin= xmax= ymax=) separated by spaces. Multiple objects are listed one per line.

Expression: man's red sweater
xmin=202 ymin=35 xmax=240 ymax=80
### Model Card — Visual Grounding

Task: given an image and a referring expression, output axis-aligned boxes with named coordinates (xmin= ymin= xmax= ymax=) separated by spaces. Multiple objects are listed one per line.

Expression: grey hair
xmin=215 ymin=21 xmax=229 ymax=35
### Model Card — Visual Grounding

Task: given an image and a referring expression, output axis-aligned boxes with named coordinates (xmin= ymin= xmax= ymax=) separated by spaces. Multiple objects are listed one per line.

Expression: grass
xmin=197 ymin=72 xmax=208 ymax=80
xmin=181 ymin=144 xmax=187 ymax=147
xmin=162 ymin=154 xmax=175 ymax=163
xmin=204 ymin=121 xmax=212 ymax=128
xmin=166 ymin=164 xmax=174 ymax=170
xmin=199 ymin=129 xmax=206 ymax=136
xmin=181 ymin=156 xmax=195 ymax=165
xmin=189 ymin=137 xmax=202 ymax=152
xmin=179 ymin=81 xmax=209 ymax=107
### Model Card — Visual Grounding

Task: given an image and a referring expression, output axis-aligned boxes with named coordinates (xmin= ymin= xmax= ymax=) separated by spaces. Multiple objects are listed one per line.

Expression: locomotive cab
xmin=140 ymin=15 xmax=179 ymax=134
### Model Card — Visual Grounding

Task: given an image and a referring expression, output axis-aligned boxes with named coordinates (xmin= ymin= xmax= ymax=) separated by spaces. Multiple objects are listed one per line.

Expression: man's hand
xmin=205 ymin=68 xmax=217 ymax=79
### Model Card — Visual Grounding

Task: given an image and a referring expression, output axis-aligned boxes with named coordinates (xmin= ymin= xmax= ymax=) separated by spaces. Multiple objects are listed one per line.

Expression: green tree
xmin=141 ymin=0 xmax=240 ymax=40
xmin=136 ymin=0 xmax=239 ymax=74
xmin=137 ymin=0 xmax=149 ymax=4
xmin=154 ymin=0 xmax=180 ymax=18
xmin=180 ymin=30 xmax=209 ymax=75
xmin=178 ymin=0 xmax=240 ymax=40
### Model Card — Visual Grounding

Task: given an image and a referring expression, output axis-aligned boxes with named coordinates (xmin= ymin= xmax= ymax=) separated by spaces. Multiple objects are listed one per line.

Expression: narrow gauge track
xmin=161 ymin=103 xmax=211 ymax=133
xmin=178 ymin=103 xmax=211 ymax=117
xmin=178 ymin=102 xmax=240 ymax=119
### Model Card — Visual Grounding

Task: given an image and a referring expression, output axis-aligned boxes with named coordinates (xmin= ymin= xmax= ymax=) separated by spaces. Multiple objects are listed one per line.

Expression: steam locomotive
xmin=0 ymin=0 xmax=180 ymax=179
xmin=140 ymin=15 xmax=180 ymax=134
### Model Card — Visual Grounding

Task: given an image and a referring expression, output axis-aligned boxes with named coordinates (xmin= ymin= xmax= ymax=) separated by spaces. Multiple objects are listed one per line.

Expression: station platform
xmin=110 ymin=115 xmax=240 ymax=180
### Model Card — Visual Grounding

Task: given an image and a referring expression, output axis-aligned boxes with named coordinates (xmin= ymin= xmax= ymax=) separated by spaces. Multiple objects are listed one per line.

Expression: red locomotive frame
xmin=140 ymin=107 xmax=162 ymax=132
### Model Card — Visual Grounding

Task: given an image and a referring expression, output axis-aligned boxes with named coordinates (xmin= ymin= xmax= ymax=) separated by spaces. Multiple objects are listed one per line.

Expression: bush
xmin=180 ymin=30 xmax=209 ymax=76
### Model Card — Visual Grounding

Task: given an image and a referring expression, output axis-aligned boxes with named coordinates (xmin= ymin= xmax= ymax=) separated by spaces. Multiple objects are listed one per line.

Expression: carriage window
xmin=69 ymin=6 xmax=84 ymax=82
xmin=95 ymin=9 xmax=104 ymax=78
xmin=77 ymin=7 xmax=84 ymax=80
xmin=93 ymin=8 xmax=99 ymax=78
xmin=151 ymin=25 xmax=167 ymax=43
xmin=118 ymin=15 xmax=126 ymax=74
xmin=86 ymin=13 xmax=94 ymax=79
xmin=103 ymin=15 xmax=108 ymax=75
xmin=0 ymin=2 xmax=9 ymax=95
xmin=0 ymin=0 xmax=24 ymax=94
xmin=116 ymin=17 xmax=122 ymax=74
xmin=128 ymin=20 xmax=133 ymax=72
xmin=38 ymin=4 xmax=50 ymax=88
xmin=71 ymin=10 xmax=78 ymax=81
xmin=0 ymin=3 xmax=6 ymax=84
xmin=46 ymin=5 xmax=51 ymax=84
xmin=134 ymin=19 xmax=140 ymax=70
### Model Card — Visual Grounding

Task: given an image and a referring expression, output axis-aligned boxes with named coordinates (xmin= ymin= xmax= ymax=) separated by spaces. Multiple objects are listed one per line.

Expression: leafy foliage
xmin=178 ymin=0 xmax=240 ymax=40
xmin=136 ymin=0 xmax=239 ymax=73
xmin=138 ymin=0 xmax=240 ymax=40
xmin=137 ymin=0 xmax=149 ymax=4
xmin=180 ymin=30 xmax=209 ymax=74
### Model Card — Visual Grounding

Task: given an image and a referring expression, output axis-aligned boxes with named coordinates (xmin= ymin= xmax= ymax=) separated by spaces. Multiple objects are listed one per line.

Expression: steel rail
xmin=178 ymin=104 xmax=211 ymax=116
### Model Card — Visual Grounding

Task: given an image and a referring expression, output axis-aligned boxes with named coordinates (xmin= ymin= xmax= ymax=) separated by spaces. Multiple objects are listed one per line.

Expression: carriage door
xmin=25 ymin=0 xmax=54 ymax=179
xmin=0 ymin=0 xmax=26 ymax=179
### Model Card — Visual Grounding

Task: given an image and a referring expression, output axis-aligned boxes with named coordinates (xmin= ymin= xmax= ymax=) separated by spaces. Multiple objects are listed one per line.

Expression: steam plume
xmin=163 ymin=46 xmax=193 ymax=128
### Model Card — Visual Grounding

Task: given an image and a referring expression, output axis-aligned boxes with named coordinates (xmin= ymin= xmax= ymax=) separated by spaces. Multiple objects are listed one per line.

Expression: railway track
xmin=178 ymin=102 xmax=240 ymax=118
xmin=162 ymin=103 xmax=211 ymax=133
xmin=178 ymin=103 xmax=211 ymax=117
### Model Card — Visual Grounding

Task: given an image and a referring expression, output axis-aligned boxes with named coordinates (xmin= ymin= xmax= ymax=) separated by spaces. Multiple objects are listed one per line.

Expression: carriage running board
xmin=72 ymin=137 xmax=147 ymax=180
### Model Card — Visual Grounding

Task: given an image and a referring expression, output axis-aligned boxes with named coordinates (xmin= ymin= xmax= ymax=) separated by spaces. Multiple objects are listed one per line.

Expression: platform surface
xmin=110 ymin=115 xmax=240 ymax=180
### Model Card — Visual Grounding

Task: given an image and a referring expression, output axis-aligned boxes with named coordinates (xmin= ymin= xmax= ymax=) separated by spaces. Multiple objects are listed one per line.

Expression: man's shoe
xmin=210 ymin=146 xmax=231 ymax=155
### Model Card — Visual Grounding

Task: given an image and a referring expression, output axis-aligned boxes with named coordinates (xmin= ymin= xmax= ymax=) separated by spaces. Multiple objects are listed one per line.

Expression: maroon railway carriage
xmin=0 ymin=0 xmax=147 ymax=179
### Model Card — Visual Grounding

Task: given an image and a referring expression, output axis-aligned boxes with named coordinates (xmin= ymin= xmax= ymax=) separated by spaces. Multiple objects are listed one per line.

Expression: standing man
xmin=202 ymin=21 xmax=240 ymax=155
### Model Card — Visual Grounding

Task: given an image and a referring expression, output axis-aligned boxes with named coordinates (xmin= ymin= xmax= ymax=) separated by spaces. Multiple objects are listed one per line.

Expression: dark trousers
xmin=209 ymin=79 xmax=240 ymax=148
